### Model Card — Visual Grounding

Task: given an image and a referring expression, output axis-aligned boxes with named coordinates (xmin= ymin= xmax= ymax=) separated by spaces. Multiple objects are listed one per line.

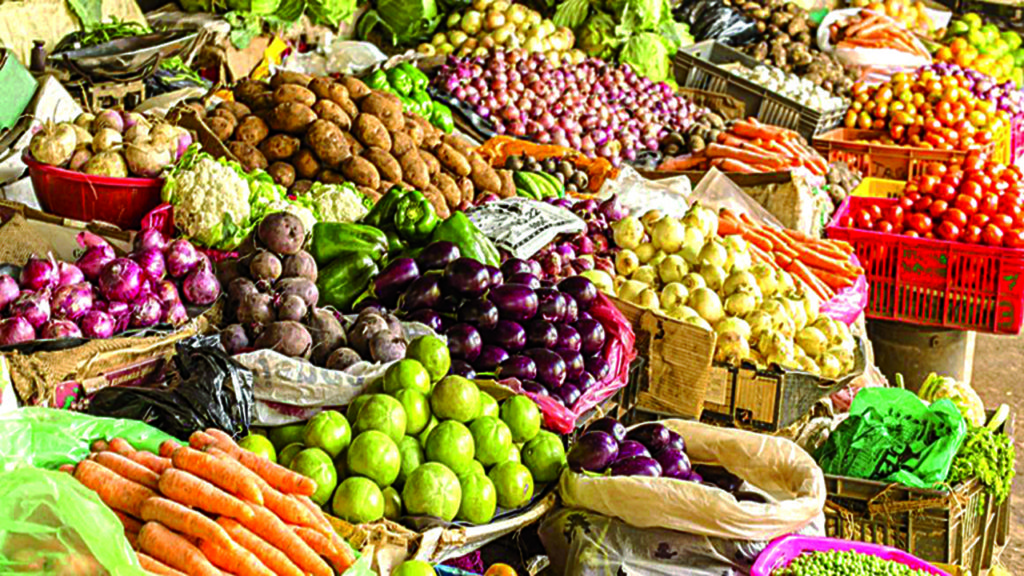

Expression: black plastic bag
xmin=675 ymin=0 xmax=759 ymax=47
xmin=86 ymin=335 xmax=254 ymax=441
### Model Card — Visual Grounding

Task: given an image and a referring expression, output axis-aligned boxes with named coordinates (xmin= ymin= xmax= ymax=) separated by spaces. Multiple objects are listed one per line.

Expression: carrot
xmin=717 ymin=214 xmax=745 ymax=236
xmin=129 ymin=451 xmax=172 ymax=474
xmin=217 ymin=518 xmax=304 ymax=576
xmin=190 ymin=431 xmax=219 ymax=451
xmin=238 ymin=504 xmax=332 ymax=576
xmin=140 ymin=497 xmax=234 ymax=549
xmin=74 ymin=460 xmax=156 ymax=517
xmin=115 ymin=510 xmax=144 ymax=533
xmin=731 ymin=121 xmax=786 ymax=141
xmin=124 ymin=530 xmax=139 ymax=549
xmin=160 ymin=440 xmax=182 ymax=458
xmin=204 ymin=429 xmax=316 ymax=497
xmin=137 ymin=552 xmax=188 ymax=576
xmin=717 ymin=132 xmax=747 ymax=147
xmin=198 ymin=539 xmax=276 ymax=576
xmin=742 ymin=229 xmax=775 ymax=253
xmin=158 ymin=469 xmax=255 ymax=522
xmin=92 ymin=451 xmax=161 ymax=490
xmin=205 ymin=446 xmax=318 ymax=527
xmin=294 ymin=526 xmax=354 ymax=573
xmin=759 ymin=227 xmax=800 ymax=259
xmin=137 ymin=522 xmax=222 ymax=576
xmin=712 ymin=157 xmax=760 ymax=173
xmin=108 ymin=437 xmax=136 ymax=457
xmin=172 ymin=446 xmax=263 ymax=506
xmin=749 ymin=244 xmax=780 ymax=269
xmin=788 ymin=260 xmax=832 ymax=301
xmin=793 ymin=245 xmax=857 ymax=277
xmin=91 ymin=440 xmax=109 ymax=452
xmin=705 ymin=143 xmax=784 ymax=169
xmin=808 ymin=266 xmax=856 ymax=290
xmin=657 ymin=153 xmax=706 ymax=172
xmin=58 ymin=464 xmax=75 ymax=474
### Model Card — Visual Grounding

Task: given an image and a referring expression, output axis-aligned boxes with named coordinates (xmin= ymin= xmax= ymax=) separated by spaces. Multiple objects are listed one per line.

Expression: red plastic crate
xmin=1012 ymin=116 xmax=1024 ymax=163
xmin=826 ymin=196 xmax=1024 ymax=334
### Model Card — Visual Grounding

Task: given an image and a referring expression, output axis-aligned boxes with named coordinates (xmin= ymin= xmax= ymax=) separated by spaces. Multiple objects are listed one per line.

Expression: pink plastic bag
xmin=820 ymin=253 xmax=868 ymax=325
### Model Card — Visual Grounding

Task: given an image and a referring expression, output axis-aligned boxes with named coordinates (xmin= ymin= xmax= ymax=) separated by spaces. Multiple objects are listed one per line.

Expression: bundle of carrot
xmin=717 ymin=208 xmax=863 ymax=301
xmin=656 ymin=119 xmax=828 ymax=176
xmin=829 ymin=9 xmax=929 ymax=58
xmin=59 ymin=431 xmax=354 ymax=576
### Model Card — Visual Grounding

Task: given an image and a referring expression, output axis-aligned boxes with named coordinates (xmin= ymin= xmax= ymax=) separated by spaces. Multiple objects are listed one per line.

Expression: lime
xmin=346 ymin=395 xmax=373 ymax=423
xmin=417 ymin=416 xmax=439 ymax=448
xmin=383 ymin=359 xmax=432 ymax=395
xmin=499 ymin=396 xmax=541 ymax=444
xmin=394 ymin=389 xmax=431 ymax=435
xmin=478 ymin=392 xmax=499 ymax=418
xmin=289 ymin=448 xmax=337 ymax=506
xmin=469 ymin=417 xmax=513 ymax=467
xmin=278 ymin=442 xmax=305 ymax=468
xmin=354 ymin=394 xmax=407 ymax=444
xmin=430 ymin=376 xmax=480 ymax=422
xmin=332 ymin=477 xmax=384 ymax=524
xmin=347 ymin=430 xmax=401 ymax=487
xmin=402 ymin=462 xmax=461 ymax=521
xmin=466 ymin=459 xmax=486 ymax=477
xmin=425 ymin=420 xmax=475 ymax=475
xmin=457 ymin=472 xmax=497 ymax=524
xmin=488 ymin=461 xmax=534 ymax=509
xmin=406 ymin=335 xmax=451 ymax=383
xmin=521 ymin=430 xmax=566 ymax=483
xmin=506 ymin=443 xmax=521 ymax=463
xmin=382 ymin=486 xmax=402 ymax=521
xmin=238 ymin=434 xmax=276 ymax=463
xmin=392 ymin=560 xmax=437 ymax=576
xmin=397 ymin=436 xmax=425 ymax=486
xmin=302 ymin=410 xmax=352 ymax=458
xmin=267 ymin=423 xmax=305 ymax=450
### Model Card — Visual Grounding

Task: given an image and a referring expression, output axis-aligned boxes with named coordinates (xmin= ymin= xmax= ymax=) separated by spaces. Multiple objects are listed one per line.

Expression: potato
xmin=343 ymin=131 xmax=364 ymax=155
xmin=228 ymin=141 xmax=268 ymax=173
xmin=497 ymin=168 xmax=516 ymax=198
xmin=206 ymin=116 xmax=235 ymax=141
xmin=423 ymin=186 xmax=450 ymax=219
xmin=292 ymin=148 xmax=321 ymax=179
xmin=216 ymin=101 xmax=251 ymax=120
xmin=308 ymin=307 xmax=345 ymax=365
xmin=251 ymin=92 xmax=276 ymax=111
xmin=328 ymin=83 xmax=350 ymax=103
xmin=433 ymin=173 xmax=461 ymax=208
xmin=404 ymin=119 xmax=425 ymax=147
xmin=435 ymin=143 xmax=471 ymax=177
xmin=353 ymin=113 xmax=392 ymax=150
xmin=268 ymin=102 xmax=317 ymax=134
xmin=273 ymin=83 xmax=317 ymax=107
xmin=359 ymin=186 xmax=382 ymax=203
xmin=234 ymin=79 xmax=270 ymax=106
xmin=320 ymin=170 xmax=346 ymax=185
xmin=211 ymin=108 xmax=238 ymax=128
xmin=254 ymin=321 xmax=312 ymax=359
xmin=305 ymin=119 xmax=350 ymax=167
xmin=340 ymin=75 xmax=371 ymax=100
xmin=419 ymin=149 xmax=441 ymax=175
xmin=307 ymin=77 xmax=335 ymax=100
xmin=391 ymin=131 xmax=414 ymax=157
xmin=259 ymin=134 xmax=300 ymax=162
xmin=457 ymin=176 xmax=475 ymax=205
xmin=468 ymin=153 xmax=500 ymax=194
xmin=312 ymin=100 xmax=351 ymax=131
xmin=334 ymin=94 xmax=359 ymax=119
xmin=341 ymin=156 xmax=381 ymax=189
xmin=379 ymin=179 xmax=398 ymax=191
xmin=363 ymin=148 xmax=402 ymax=183
xmin=291 ymin=179 xmax=314 ymax=195
xmin=399 ymin=150 xmax=430 ymax=189
xmin=360 ymin=91 xmax=404 ymax=132
xmin=268 ymin=161 xmax=296 ymax=188
xmin=234 ymin=115 xmax=269 ymax=147
xmin=270 ymin=70 xmax=312 ymax=89
xmin=442 ymin=133 xmax=475 ymax=156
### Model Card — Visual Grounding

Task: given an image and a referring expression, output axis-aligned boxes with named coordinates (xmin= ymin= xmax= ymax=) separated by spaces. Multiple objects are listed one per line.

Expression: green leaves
xmin=357 ymin=0 xmax=441 ymax=46
xmin=306 ymin=0 xmax=358 ymax=27
xmin=948 ymin=425 xmax=1016 ymax=514
xmin=66 ymin=0 xmax=102 ymax=30
xmin=225 ymin=11 xmax=264 ymax=49
xmin=552 ymin=0 xmax=591 ymax=30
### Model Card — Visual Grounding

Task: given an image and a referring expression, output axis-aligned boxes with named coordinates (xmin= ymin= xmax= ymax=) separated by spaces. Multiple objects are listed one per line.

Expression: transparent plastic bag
xmin=0 ymin=467 xmax=146 ymax=575
xmin=816 ymin=9 xmax=931 ymax=74
xmin=599 ymin=166 xmax=691 ymax=219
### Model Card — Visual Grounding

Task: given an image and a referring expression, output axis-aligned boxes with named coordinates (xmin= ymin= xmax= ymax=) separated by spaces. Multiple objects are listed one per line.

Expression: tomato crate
xmin=672 ymin=41 xmax=847 ymax=141
xmin=812 ymin=129 xmax=996 ymax=180
xmin=826 ymin=196 xmax=1024 ymax=334
xmin=1012 ymin=116 xmax=1024 ymax=163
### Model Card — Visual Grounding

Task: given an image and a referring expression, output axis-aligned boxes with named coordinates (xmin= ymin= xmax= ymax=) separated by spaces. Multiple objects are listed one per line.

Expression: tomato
xmin=854 ymin=209 xmax=874 ymax=229
xmin=899 ymin=196 xmax=916 ymax=211
xmin=904 ymin=192 xmax=922 ymax=204
xmin=979 ymin=193 xmax=1000 ymax=215
xmin=962 ymin=154 xmax=986 ymax=172
xmin=886 ymin=205 xmax=906 ymax=227
xmin=963 ymin=224 xmax=982 ymax=244
xmin=960 ymin=179 xmax=984 ymax=200
xmin=1005 ymin=229 xmax=1024 ymax=249
xmin=1006 ymin=165 xmax=1023 ymax=183
xmin=876 ymin=220 xmax=895 ymax=234
xmin=944 ymin=207 xmax=968 ymax=228
xmin=969 ymin=172 xmax=994 ymax=191
xmin=914 ymin=196 xmax=934 ymax=213
xmin=937 ymin=220 xmax=961 ymax=241
xmin=919 ymin=175 xmax=939 ymax=195
xmin=953 ymin=194 xmax=979 ymax=215
xmin=986 ymin=164 xmax=1006 ymax=181
xmin=925 ymin=231 xmax=937 ymax=239
xmin=929 ymin=199 xmax=949 ymax=218
xmin=982 ymin=224 xmax=1005 ymax=247
xmin=925 ymin=162 xmax=947 ymax=176
xmin=905 ymin=229 xmax=921 ymax=238
xmin=991 ymin=213 xmax=1015 ymax=230
xmin=933 ymin=182 xmax=957 ymax=202
xmin=907 ymin=213 xmax=934 ymax=234
xmin=1004 ymin=204 xmax=1024 ymax=227
xmin=866 ymin=204 xmax=884 ymax=222
xmin=999 ymin=194 xmax=1023 ymax=212
xmin=970 ymin=213 xmax=991 ymax=228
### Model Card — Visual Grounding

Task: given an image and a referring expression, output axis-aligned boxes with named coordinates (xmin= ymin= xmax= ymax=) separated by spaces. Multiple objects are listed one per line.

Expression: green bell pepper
xmin=394 ymin=190 xmax=440 ymax=243
xmin=382 ymin=226 xmax=406 ymax=252
xmin=317 ymin=251 xmax=379 ymax=311
xmin=386 ymin=66 xmax=413 ymax=96
xmin=362 ymin=187 xmax=408 ymax=229
xmin=431 ymin=102 xmax=454 ymax=134
xmin=368 ymin=69 xmax=390 ymax=92
xmin=399 ymin=94 xmax=423 ymax=117
xmin=310 ymin=222 xmax=389 ymax=266
xmin=399 ymin=62 xmax=428 ymax=92
xmin=430 ymin=211 xmax=500 ymax=268
xmin=411 ymin=89 xmax=432 ymax=116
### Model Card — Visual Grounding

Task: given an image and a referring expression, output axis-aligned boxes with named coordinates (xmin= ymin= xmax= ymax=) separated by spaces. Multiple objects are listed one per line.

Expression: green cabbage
xmin=619 ymin=32 xmax=671 ymax=82
xmin=607 ymin=0 xmax=667 ymax=34
xmin=358 ymin=0 xmax=441 ymax=46
xmin=578 ymin=12 xmax=621 ymax=59
xmin=659 ymin=19 xmax=693 ymax=52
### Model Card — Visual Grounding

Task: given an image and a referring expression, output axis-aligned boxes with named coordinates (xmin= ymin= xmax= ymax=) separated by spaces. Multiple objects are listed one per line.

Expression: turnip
xmin=124 ymin=122 xmax=151 ymax=143
xmin=175 ymin=129 xmax=193 ymax=160
xmin=84 ymin=151 xmax=128 ymax=178
xmin=125 ymin=142 xmax=172 ymax=177
xmin=122 ymin=111 xmax=146 ymax=131
xmin=92 ymin=109 xmax=124 ymax=134
xmin=74 ymin=112 xmax=95 ymax=130
xmin=70 ymin=124 xmax=92 ymax=149
xmin=29 ymin=121 xmax=77 ymax=166
xmin=92 ymin=128 xmax=122 ymax=152
xmin=68 ymin=149 xmax=92 ymax=172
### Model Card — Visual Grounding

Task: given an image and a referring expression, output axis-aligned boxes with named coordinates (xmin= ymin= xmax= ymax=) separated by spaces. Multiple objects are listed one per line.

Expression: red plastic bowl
xmin=24 ymin=153 xmax=164 ymax=230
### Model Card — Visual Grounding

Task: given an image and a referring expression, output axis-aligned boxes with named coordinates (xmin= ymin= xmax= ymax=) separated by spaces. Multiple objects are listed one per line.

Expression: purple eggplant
xmin=654 ymin=447 xmax=692 ymax=480
xmin=610 ymin=456 xmax=662 ymax=477
xmin=535 ymin=288 xmax=566 ymax=322
xmin=575 ymin=371 xmax=597 ymax=392
xmin=436 ymin=294 xmax=460 ymax=314
xmin=587 ymin=417 xmax=626 ymax=442
xmin=406 ymin=308 xmax=445 ymax=332
xmin=563 ymin=294 xmax=579 ymax=323
xmin=567 ymin=431 xmax=619 ymax=472
xmin=489 ymin=284 xmax=538 ymax=321
xmin=458 ymin=298 xmax=499 ymax=330
xmin=450 ymin=359 xmax=477 ymax=379
xmin=556 ymin=348 xmax=584 ymax=381
xmin=446 ymin=322 xmax=483 ymax=362
xmin=553 ymin=382 xmax=580 ymax=407
xmin=354 ymin=298 xmax=384 ymax=314
xmin=521 ymin=380 xmax=548 ymax=395
xmin=497 ymin=355 xmax=537 ymax=381
xmin=665 ymin=431 xmax=686 ymax=453
xmin=577 ymin=311 xmax=593 ymax=322
xmin=400 ymin=274 xmax=442 ymax=312
xmin=575 ymin=318 xmax=607 ymax=355
xmin=475 ymin=345 xmax=509 ymax=372
xmin=526 ymin=320 xmax=558 ymax=349
xmin=484 ymin=265 xmax=503 ymax=288
xmin=558 ymin=276 xmax=598 ymax=310
xmin=556 ymin=324 xmax=581 ymax=351
xmin=445 ymin=257 xmax=490 ymax=297
xmin=500 ymin=258 xmax=533 ymax=278
xmin=525 ymin=348 xmax=566 ymax=389
xmin=374 ymin=258 xmax=420 ymax=307
xmin=585 ymin=355 xmax=610 ymax=382
xmin=616 ymin=440 xmax=650 ymax=461
xmin=507 ymin=273 xmax=541 ymax=289
xmin=417 ymin=241 xmax=461 ymax=271
xmin=485 ymin=319 xmax=526 ymax=352
xmin=626 ymin=423 xmax=671 ymax=453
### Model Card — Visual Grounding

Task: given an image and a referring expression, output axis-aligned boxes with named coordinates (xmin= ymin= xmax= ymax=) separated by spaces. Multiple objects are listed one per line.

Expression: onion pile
xmin=567 ymin=418 xmax=698 ymax=481
xmin=524 ymin=195 xmax=628 ymax=282
xmin=435 ymin=50 xmax=703 ymax=165
xmin=919 ymin=63 xmax=1024 ymax=120
xmin=0 ymin=230 xmax=217 ymax=345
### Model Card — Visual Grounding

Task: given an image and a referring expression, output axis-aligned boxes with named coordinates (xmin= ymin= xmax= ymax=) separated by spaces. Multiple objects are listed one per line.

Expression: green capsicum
xmin=394 ymin=190 xmax=440 ymax=243
xmin=431 ymin=102 xmax=454 ymax=134
xmin=310 ymin=222 xmax=389 ymax=267
xmin=411 ymin=89 xmax=433 ymax=117
xmin=399 ymin=62 xmax=428 ymax=92
xmin=368 ymin=69 xmax=390 ymax=92
xmin=386 ymin=66 xmax=413 ymax=96
xmin=399 ymin=94 xmax=423 ymax=117
xmin=430 ymin=212 xmax=500 ymax=268
xmin=317 ymin=251 xmax=379 ymax=311
xmin=382 ymin=226 xmax=406 ymax=252
xmin=362 ymin=187 xmax=408 ymax=229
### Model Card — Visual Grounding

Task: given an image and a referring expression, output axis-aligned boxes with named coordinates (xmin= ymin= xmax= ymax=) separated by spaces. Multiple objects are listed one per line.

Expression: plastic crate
xmin=851 ymin=178 xmax=906 ymax=199
xmin=826 ymin=196 xmax=1024 ymax=334
xmin=994 ymin=122 xmax=1012 ymax=165
xmin=1012 ymin=116 xmax=1024 ymax=163
xmin=812 ymin=129 xmax=996 ymax=180
xmin=751 ymin=535 xmax=950 ymax=576
xmin=672 ymin=41 xmax=847 ymax=141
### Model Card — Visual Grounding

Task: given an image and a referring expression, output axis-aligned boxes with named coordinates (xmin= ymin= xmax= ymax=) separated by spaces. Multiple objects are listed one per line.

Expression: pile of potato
xmin=196 ymin=71 xmax=506 ymax=217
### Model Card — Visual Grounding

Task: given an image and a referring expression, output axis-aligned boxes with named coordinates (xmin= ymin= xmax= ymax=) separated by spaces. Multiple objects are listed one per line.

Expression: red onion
xmin=0 ymin=274 xmax=18 ymax=312
xmin=182 ymin=258 xmax=220 ymax=305
xmin=0 ymin=316 xmax=35 ymax=345
xmin=132 ymin=248 xmax=167 ymax=281
xmin=51 ymin=282 xmax=93 ymax=320
xmin=154 ymin=280 xmax=180 ymax=308
xmin=99 ymin=258 xmax=144 ymax=303
xmin=80 ymin=310 xmax=115 ymax=338
xmin=133 ymin=227 xmax=168 ymax=253
xmin=57 ymin=262 xmax=85 ymax=287
xmin=10 ymin=290 xmax=51 ymax=328
xmin=20 ymin=254 xmax=58 ymax=291
xmin=130 ymin=294 xmax=162 ymax=328
xmin=165 ymin=240 xmax=199 ymax=278
xmin=40 ymin=319 xmax=81 ymax=339
xmin=164 ymin=300 xmax=188 ymax=325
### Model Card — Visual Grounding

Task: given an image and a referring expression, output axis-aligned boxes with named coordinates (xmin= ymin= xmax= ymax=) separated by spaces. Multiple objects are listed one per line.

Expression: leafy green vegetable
xmin=619 ymin=32 xmax=671 ymax=82
xmin=948 ymin=425 xmax=1016 ymax=515
xmin=577 ymin=12 xmax=621 ymax=59
xmin=67 ymin=0 xmax=102 ymax=31
xmin=659 ymin=19 xmax=693 ymax=52
xmin=306 ymin=0 xmax=357 ymax=27
xmin=225 ymin=11 xmax=264 ymax=49
xmin=607 ymin=0 xmax=668 ymax=35
xmin=272 ymin=0 xmax=306 ymax=23
xmin=357 ymin=0 xmax=441 ymax=46
xmin=553 ymin=0 xmax=591 ymax=30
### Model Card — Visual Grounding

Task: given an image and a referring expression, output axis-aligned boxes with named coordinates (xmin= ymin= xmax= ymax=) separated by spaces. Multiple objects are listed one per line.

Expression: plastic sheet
xmin=598 ymin=165 xmax=692 ymax=219
xmin=816 ymin=9 xmax=931 ymax=76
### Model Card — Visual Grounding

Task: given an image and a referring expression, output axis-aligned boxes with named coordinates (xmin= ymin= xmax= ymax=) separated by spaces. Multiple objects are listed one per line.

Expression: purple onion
xmin=132 ymin=249 xmax=166 ymax=281
xmin=20 ymin=254 xmax=58 ymax=291
xmin=165 ymin=240 xmax=199 ymax=278
xmin=164 ymin=300 xmax=188 ymax=325
xmin=182 ymin=258 xmax=220 ymax=305
xmin=134 ymin=228 xmax=168 ymax=253
xmin=50 ymin=283 xmax=93 ymax=321
xmin=39 ymin=319 xmax=81 ymax=339
xmin=57 ymin=263 xmax=85 ymax=287
xmin=10 ymin=291 xmax=51 ymax=328
xmin=0 ymin=316 xmax=35 ymax=345
xmin=75 ymin=245 xmax=115 ymax=281
xmin=130 ymin=294 xmax=163 ymax=328
xmin=0 ymin=275 xmax=19 ymax=312
xmin=80 ymin=310 xmax=116 ymax=339
xmin=99 ymin=258 xmax=144 ymax=303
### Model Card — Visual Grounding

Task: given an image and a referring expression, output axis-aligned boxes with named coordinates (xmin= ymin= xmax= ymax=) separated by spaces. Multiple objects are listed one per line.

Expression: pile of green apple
xmin=244 ymin=333 xmax=567 ymax=526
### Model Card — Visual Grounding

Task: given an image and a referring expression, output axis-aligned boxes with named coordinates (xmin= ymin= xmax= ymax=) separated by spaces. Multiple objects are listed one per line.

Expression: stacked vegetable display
xmin=937 ymin=13 xmax=1024 ymax=86
xmin=366 ymin=63 xmax=454 ymax=134
xmin=0 ymin=230 xmax=216 ymax=345
xmin=525 ymin=195 xmax=626 ymax=283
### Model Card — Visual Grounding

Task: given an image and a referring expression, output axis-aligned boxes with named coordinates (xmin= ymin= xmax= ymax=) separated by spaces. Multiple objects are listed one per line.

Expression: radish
xmin=125 ymin=142 xmax=172 ymax=177
xmin=84 ymin=151 xmax=128 ymax=178
xmin=91 ymin=109 xmax=124 ymax=134
xmin=92 ymin=128 xmax=122 ymax=152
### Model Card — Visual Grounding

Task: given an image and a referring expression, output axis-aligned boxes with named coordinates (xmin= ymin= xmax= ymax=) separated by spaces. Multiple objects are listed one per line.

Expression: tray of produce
xmin=48 ymin=30 xmax=199 ymax=80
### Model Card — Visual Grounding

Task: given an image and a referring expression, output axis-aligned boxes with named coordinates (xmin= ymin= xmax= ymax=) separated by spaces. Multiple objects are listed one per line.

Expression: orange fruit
xmin=484 ymin=565 xmax=517 ymax=576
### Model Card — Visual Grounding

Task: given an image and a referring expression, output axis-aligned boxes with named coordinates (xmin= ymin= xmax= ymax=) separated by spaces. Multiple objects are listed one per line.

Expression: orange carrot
xmin=717 ymin=214 xmax=745 ymax=236
xmin=190 ymin=431 xmax=219 ymax=451
xmin=218 ymin=518 xmax=304 ymax=576
xmin=749 ymin=244 xmax=780 ymax=269
xmin=731 ymin=121 xmax=786 ymax=141
xmin=137 ymin=522 xmax=222 ymax=576
xmin=74 ymin=460 xmax=156 ymax=517
xmin=293 ymin=526 xmax=354 ymax=573
xmin=204 ymin=429 xmax=316 ymax=497
xmin=294 ymin=494 xmax=352 ymax=555
xmin=172 ymin=446 xmax=263 ymax=506
xmin=712 ymin=157 xmax=760 ymax=173
xmin=705 ymin=143 xmax=784 ymax=168
xmin=657 ymin=153 xmax=706 ymax=172
xmin=91 ymin=440 xmax=109 ymax=452
xmin=124 ymin=530 xmax=139 ymax=549
xmin=788 ymin=260 xmax=833 ymax=301
xmin=807 ymin=266 xmax=856 ymax=290
xmin=115 ymin=510 xmax=144 ymax=533
xmin=198 ymin=539 xmax=276 ymax=576
xmin=205 ymin=447 xmax=318 ymax=527
xmin=92 ymin=451 xmax=161 ymax=490
xmin=717 ymin=132 xmax=747 ymax=147
xmin=137 ymin=552 xmax=188 ymax=576
xmin=758 ymin=227 xmax=800 ymax=259
xmin=158 ymin=469 xmax=255 ymax=522
xmin=238 ymin=504 xmax=332 ymax=576
xmin=793 ymin=245 xmax=857 ymax=277
xmin=159 ymin=440 xmax=181 ymax=458
xmin=130 ymin=451 xmax=172 ymax=474
xmin=107 ymin=437 xmax=136 ymax=457
xmin=140 ymin=497 xmax=234 ymax=549
xmin=742 ymin=229 xmax=775 ymax=253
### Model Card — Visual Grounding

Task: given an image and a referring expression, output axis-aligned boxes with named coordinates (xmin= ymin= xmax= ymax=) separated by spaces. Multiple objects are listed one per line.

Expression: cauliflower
xmin=309 ymin=182 xmax=371 ymax=223
xmin=162 ymin=153 xmax=254 ymax=249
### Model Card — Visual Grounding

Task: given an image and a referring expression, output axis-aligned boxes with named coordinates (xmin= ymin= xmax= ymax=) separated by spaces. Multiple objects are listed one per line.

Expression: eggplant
xmin=500 ymin=258 xmax=533 ymax=278
xmin=489 ymin=283 xmax=538 ymax=321
xmin=507 ymin=272 xmax=541 ymax=289
xmin=665 ymin=430 xmax=686 ymax=453
xmin=553 ymin=382 xmax=580 ymax=407
xmin=458 ymin=298 xmax=499 ymax=330
xmin=484 ymin=265 xmax=503 ymax=288
xmin=586 ymin=417 xmax=626 ymax=442
xmin=436 ymin=294 xmax=460 ymax=314
xmin=525 ymin=348 xmax=567 ymax=389
xmin=445 ymin=257 xmax=490 ymax=297
xmin=475 ymin=344 xmax=510 ymax=372
xmin=694 ymin=465 xmax=743 ymax=493
xmin=497 ymin=355 xmax=537 ymax=381
xmin=558 ymin=276 xmax=598 ymax=310
xmin=485 ymin=319 xmax=526 ymax=352
xmin=616 ymin=440 xmax=650 ymax=461
xmin=735 ymin=491 xmax=769 ymax=503
xmin=575 ymin=318 xmax=607 ymax=355
xmin=610 ymin=456 xmax=662 ymax=477
xmin=417 ymin=241 xmax=461 ymax=271
xmin=354 ymin=298 xmax=384 ymax=315
xmin=654 ymin=447 xmax=692 ymax=480
xmin=563 ymin=294 xmax=579 ymax=323
xmin=406 ymin=308 xmax=444 ymax=332
xmin=446 ymin=322 xmax=483 ymax=362
xmin=521 ymin=380 xmax=548 ymax=395
xmin=567 ymin=431 xmax=619 ymax=472
xmin=535 ymin=288 xmax=566 ymax=322
xmin=575 ymin=371 xmax=597 ymax=392
xmin=556 ymin=324 xmax=581 ymax=351
xmin=526 ymin=320 xmax=558 ymax=349
xmin=577 ymin=311 xmax=593 ymax=322
xmin=626 ymin=423 xmax=671 ymax=453
xmin=374 ymin=258 xmax=420 ymax=307
xmin=585 ymin=355 xmax=610 ymax=382
xmin=450 ymin=359 xmax=477 ymax=379
xmin=400 ymin=274 xmax=442 ymax=312
xmin=556 ymin=348 xmax=584 ymax=381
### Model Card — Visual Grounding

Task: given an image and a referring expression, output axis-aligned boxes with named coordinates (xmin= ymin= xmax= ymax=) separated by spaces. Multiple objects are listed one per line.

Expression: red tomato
xmin=925 ymin=162 xmax=947 ymax=176
xmin=953 ymin=194 xmax=979 ymax=215
xmin=991 ymin=213 xmax=1015 ymax=230
xmin=1006 ymin=204 xmax=1024 ymax=227
xmin=937 ymin=220 xmax=961 ymax=241
xmin=886 ymin=205 xmax=906 ymax=227
xmin=929 ymin=199 xmax=949 ymax=218
xmin=971 ymin=172 xmax=994 ymax=191
xmin=902 ymin=193 xmax=921 ymax=206
xmin=970 ymin=213 xmax=991 ymax=228
xmin=907 ymin=213 xmax=934 ymax=234
xmin=876 ymin=220 xmax=895 ymax=234
xmin=866 ymin=204 xmax=884 ymax=222
xmin=963 ymin=154 xmax=986 ymax=172
xmin=980 ymin=193 xmax=1000 ymax=215
xmin=999 ymin=194 xmax=1023 ymax=212
xmin=914 ymin=196 xmax=934 ymax=213
xmin=983 ymin=224 xmax=1005 ymax=246
xmin=854 ymin=209 xmax=874 ymax=229
xmin=933 ymin=182 xmax=958 ymax=202
xmin=925 ymin=231 xmax=937 ymax=239
xmin=919 ymin=175 xmax=939 ymax=195
xmin=1005 ymin=229 xmax=1024 ymax=249
xmin=905 ymin=230 xmax=921 ymax=238
xmin=963 ymin=224 xmax=982 ymax=244
xmin=960 ymin=179 xmax=984 ymax=200
xmin=1005 ymin=165 xmax=1023 ymax=183
xmin=944 ymin=207 xmax=968 ymax=228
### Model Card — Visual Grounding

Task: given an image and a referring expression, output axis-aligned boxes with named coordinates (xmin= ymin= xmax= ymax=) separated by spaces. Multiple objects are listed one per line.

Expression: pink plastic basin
xmin=751 ymin=535 xmax=951 ymax=576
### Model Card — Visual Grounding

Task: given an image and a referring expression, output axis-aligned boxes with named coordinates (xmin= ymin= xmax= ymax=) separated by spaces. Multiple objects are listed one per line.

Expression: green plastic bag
xmin=815 ymin=387 xmax=967 ymax=489
xmin=0 ymin=466 xmax=146 ymax=575
xmin=0 ymin=408 xmax=175 ymax=472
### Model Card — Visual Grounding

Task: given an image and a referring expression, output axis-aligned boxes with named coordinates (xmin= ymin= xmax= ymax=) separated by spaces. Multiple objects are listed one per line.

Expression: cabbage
xmin=357 ymin=0 xmax=441 ymax=46
xmin=306 ymin=0 xmax=358 ymax=26
xmin=578 ymin=12 xmax=621 ymax=59
xmin=619 ymin=32 xmax=671 ymax=82
xmin=608 ymin=0 xmax=668 ymax=34
xmin=659 ymin=19 xmax=694 ymax=52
